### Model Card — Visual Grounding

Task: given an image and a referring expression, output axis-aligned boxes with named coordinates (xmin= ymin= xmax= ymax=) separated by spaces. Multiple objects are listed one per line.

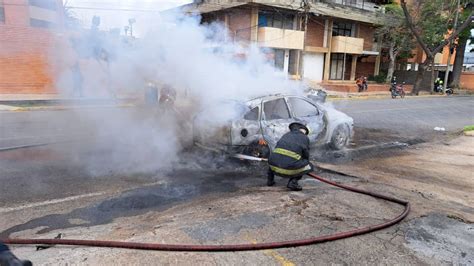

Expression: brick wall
xmin=0 ymin=0 xmax=63 ymax=95
xmin=306 ymin=18 xmax=325 ymax=47
xmin=0 ymin=26 xmax=58 ymax=94
xmin=356 ymin=56 xmax=376 ymax=78
xmin=460 ymin=72 xmax=474 ymax=90
xmin=227 ymin=8 xmax=251 ymax=42
xmin=358 ymin=24 xmax=374 ymax=51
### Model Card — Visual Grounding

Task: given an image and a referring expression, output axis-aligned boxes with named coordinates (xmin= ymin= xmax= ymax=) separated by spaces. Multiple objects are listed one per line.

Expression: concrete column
xmin=250 ymin=6 xmax=258 ymax=43
xmin=374 ymin=55 xmax=381 ymax=76
xmin=350 ymin=55 xmax=358 ymax=80
xmin=323 ymin=20 xmax=333 ymax=81
xmin=374 ymin=36 xmax=382 ymax=75
xmin=283 ymin=49 xmax=290 ymax=74
xmin=224 ymin=13 xmax=229 ymax=42
xmin=295 ymin=50 xmax=301 ymax=77
xmin=323 ymin=19 xmax=328 ymax=48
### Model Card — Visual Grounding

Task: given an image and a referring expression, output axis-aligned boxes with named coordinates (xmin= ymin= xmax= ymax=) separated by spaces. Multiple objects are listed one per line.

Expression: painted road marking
xmin=0 ymin=180 xmax=166 ymax=214
xmin=246 ymin=237 xmax=295 ymax=266
xmin=344 ymin=104 xmax=468 ymax=114
xmin=0 ymin=192 xmax=105 ymax=213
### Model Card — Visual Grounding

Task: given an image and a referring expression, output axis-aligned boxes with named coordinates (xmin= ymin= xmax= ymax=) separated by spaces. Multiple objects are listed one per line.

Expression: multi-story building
xmin=178 ymin=0 xmax=387 ymax=88
xmin=0 ymin=0 xmax=64 ymax=96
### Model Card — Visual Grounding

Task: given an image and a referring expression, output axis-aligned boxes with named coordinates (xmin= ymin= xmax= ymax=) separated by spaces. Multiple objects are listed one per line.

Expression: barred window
xmin=29 ymin=0 xmax=58 ymax=10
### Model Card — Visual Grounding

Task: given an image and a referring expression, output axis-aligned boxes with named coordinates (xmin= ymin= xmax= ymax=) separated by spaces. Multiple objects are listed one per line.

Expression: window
xmin=274 ymin=49 xmax=285 ymax=71
xmin=258 ymin=11 xmax=294 ymax=30
xmin=288 ymin=98 xmax=319 ymax=117
xmin=244 ymin=107 xmax=259 ymax=121
xmin=330 ymin=53 xmax=345 ymax=80
xmin=264 ymin=98 xmax=290 ymax=120
xmin=0 ymin=0 xmax=4 ymax=23
xmin=30 ymin=18 xmax=55 ymax=28
xmin=333 ymin=21 xmax=353 ymax=37
xmin=29 ymin=0 xmax=58 ymax=10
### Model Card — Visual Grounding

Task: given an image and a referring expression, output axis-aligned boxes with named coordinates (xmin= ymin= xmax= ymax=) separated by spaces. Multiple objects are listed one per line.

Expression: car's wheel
xmin=330 ymin=124 xmax=350 ymax=150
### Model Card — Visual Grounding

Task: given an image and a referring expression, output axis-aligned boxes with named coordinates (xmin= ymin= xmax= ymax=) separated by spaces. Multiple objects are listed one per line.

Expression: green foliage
xmin=376 ymin=4 xmax=415 ymax=59
xmin=463 ymin=125 xmax=474 ymax=132
xmin=368 ymin=72 xmax=387 ymax=83
xmin=416 ymin=0 xmax=470 ymax=52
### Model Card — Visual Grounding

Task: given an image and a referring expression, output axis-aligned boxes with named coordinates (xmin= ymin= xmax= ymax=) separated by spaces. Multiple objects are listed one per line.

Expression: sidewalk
xmin=0 ymin=94 xmax=137 ymax=111
xmin=1 ymin=90 xmax=472 ymax=111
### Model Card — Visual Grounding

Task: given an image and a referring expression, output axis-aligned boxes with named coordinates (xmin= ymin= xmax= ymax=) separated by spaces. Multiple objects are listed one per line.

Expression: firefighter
xmin=0 ymin=242 xmax=32 ymax=266
xmin=159 ymin=85 xmax=177 ymax=110
xmin=267 ymin=122 xmax=313 ymax=191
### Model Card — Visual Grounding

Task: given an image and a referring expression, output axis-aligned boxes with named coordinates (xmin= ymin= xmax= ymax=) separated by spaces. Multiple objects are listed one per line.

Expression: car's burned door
xmin=230 ymin=105 xmax=262 ymax=146
xmin=260 ymin=98 xmax=295 ymax=149
xmin=286 ymin=97 xmax=324 ymax=144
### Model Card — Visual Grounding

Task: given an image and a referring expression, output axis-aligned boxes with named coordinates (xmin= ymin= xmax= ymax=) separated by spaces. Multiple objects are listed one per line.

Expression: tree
xmin=450 ymin=2 xmax=474 ymax=89
xmin=63 ymin=0 xmax=81 ymax=30
xmin=400 ymin=0 xmax=473 ymax=95
xmin=376 ymin=4 xmax=415 ymax=83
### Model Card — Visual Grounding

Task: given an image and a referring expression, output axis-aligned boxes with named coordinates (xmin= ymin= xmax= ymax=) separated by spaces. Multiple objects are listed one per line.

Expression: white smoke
xmin=51 ymin=10 xmax=305 ymax=175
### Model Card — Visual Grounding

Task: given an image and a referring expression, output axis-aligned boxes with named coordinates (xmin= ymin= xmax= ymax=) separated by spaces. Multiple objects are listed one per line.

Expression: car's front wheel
xmin=330 ymin=124 xmax=350 ymax=150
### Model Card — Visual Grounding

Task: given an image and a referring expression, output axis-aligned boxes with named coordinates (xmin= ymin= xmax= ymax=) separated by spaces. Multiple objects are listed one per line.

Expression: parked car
xmin=193 ymin=94 xmax=354 ymax=160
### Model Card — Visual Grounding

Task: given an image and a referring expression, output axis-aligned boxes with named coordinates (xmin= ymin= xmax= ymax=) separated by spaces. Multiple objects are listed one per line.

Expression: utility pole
xmin=443 ymin=0 xmax=460 ymax=91
xmin=298 ymin=0 xmax=310 ymax=80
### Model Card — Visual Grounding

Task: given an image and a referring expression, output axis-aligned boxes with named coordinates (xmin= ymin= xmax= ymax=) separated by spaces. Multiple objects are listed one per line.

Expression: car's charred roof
xmin=246 ymin=94 xmax=319 ymax=109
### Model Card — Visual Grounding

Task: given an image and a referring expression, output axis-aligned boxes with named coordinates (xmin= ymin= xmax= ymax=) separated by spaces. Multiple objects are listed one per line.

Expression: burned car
xmin=193 ymin=94 xmax=353 ymax=160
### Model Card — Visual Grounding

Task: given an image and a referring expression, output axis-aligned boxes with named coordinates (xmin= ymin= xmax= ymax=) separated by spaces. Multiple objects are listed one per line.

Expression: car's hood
xmin=319 ymin=103 xmax=353 ymax=125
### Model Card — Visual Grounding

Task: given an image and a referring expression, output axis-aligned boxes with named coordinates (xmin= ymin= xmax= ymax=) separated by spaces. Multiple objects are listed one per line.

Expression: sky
xmin=63 ymin=0 xmax=192 ymax=35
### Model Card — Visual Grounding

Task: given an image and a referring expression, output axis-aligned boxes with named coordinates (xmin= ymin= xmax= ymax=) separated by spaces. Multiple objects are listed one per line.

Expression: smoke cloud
xmin=50 ymin=10 xmax=305 ymax=175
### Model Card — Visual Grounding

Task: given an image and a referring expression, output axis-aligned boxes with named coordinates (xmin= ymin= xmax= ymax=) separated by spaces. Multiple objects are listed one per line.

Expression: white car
xmin=193 ymin=94 xmax=354 ymax=160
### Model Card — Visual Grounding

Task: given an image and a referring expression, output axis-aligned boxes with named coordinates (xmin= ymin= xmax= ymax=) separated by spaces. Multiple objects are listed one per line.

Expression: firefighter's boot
xmin=287 ymin=177 xmax=302 ymax=191
xmin=267 ymin=168 xmax=275 ymax=186
xmin=0 ymin=246 xmax=32 ymax=266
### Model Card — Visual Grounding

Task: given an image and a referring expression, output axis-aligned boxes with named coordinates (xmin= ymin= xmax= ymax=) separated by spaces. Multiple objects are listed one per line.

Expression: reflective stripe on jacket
xmin=268 ymin=129 xmax=312 ymax=178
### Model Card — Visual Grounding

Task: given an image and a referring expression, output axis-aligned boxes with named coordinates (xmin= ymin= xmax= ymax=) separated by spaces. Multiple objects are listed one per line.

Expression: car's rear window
xmin=244 ymin=107 xmax=259 ymax=121
xmin=288 ymin=97 xmax=319 ymax=117
xmin=263 ymin=98 xmax=290 ymax=120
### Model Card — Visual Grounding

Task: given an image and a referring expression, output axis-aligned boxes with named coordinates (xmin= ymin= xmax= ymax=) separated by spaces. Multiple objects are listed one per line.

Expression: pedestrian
xmin=362 ymin=76 xmax=368 ymax=91
xmin=434 ymin=77 xmax=443 ymax=93
xmin=356 ymin=76 xmax=364 ymax=92
xmin=0 ymin=242 xmax=32 ymax=266
xmin=71 ymin=62 xmax=83 ymax=98
xmin=267 ymin=122 xmax=313 ymax=191
xmin=159 ymin=85 xmax=177 ymax=111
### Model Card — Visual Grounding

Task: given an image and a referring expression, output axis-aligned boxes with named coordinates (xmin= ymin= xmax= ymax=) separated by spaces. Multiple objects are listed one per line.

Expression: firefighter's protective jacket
xmin=268 ymin=129 xmax=313 ymax=178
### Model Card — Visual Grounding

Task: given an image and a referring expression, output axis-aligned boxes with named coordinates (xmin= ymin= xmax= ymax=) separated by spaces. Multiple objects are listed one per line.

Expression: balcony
xmin=316 ymin=0 xmax=382 ymax=12
xmin=331 ymin=36 xmax=364 ymax=54
xmin=257 ymin=27 xmax=305 ymax=50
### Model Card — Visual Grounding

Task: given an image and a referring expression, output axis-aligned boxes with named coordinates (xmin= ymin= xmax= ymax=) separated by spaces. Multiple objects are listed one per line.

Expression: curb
xmin=0 ymin=103 xmax=135 ymax=112
xmin=326 ymin=93 xmax=472 ymax=101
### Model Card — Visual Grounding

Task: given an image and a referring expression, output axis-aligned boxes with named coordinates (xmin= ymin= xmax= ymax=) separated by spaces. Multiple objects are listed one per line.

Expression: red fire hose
xmin=2 ymin=172 xmax=410 ymax=252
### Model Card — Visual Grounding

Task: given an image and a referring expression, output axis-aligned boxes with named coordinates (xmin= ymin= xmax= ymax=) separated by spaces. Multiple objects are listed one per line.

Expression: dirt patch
xmin=404 ymin=213 xmax=474 ymax=265
xmin=317 ymin=135 xmax=474 ymax=263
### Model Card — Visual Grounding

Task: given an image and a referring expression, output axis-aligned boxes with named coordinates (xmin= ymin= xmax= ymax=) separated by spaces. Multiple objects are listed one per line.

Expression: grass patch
xmin=463 ymin=125 xmax=474 ymax=132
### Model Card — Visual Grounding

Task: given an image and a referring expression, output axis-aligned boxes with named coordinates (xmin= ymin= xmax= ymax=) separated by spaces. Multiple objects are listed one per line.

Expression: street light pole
xmin=443 ymin=0 xmax=460 ymax=91
xmin=299 ymin=0 xmax=310 ymax=80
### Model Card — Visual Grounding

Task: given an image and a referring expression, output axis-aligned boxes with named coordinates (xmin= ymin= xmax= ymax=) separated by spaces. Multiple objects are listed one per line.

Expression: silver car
xmin=193 ymin=94 xmax=354 ymax=160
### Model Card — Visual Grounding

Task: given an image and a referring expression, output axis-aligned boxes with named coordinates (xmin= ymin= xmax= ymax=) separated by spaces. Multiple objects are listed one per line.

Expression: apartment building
xmin=0 ymin=0 xmax=64 ymax=95
xmin=179 ymin=0 xmax=387 ymax=85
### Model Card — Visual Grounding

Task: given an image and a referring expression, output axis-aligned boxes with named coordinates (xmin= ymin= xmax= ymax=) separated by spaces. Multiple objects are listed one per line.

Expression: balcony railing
xmin=314 ymin=0 xmax=382 ymax=12
xmin=331 ymin=36 xmax=364 ymax=54
xmin=257 ymin=27 xmax=305 ymax=50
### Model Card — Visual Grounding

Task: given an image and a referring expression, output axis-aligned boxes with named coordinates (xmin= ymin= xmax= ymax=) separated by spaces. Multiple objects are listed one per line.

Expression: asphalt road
xmin=0 ymin=96 xmax=473 ymax=264
xmin=334 ymin=96 xmax=474 ymax=137
xmin=0 ymin=96 xmax=473 ymax=205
